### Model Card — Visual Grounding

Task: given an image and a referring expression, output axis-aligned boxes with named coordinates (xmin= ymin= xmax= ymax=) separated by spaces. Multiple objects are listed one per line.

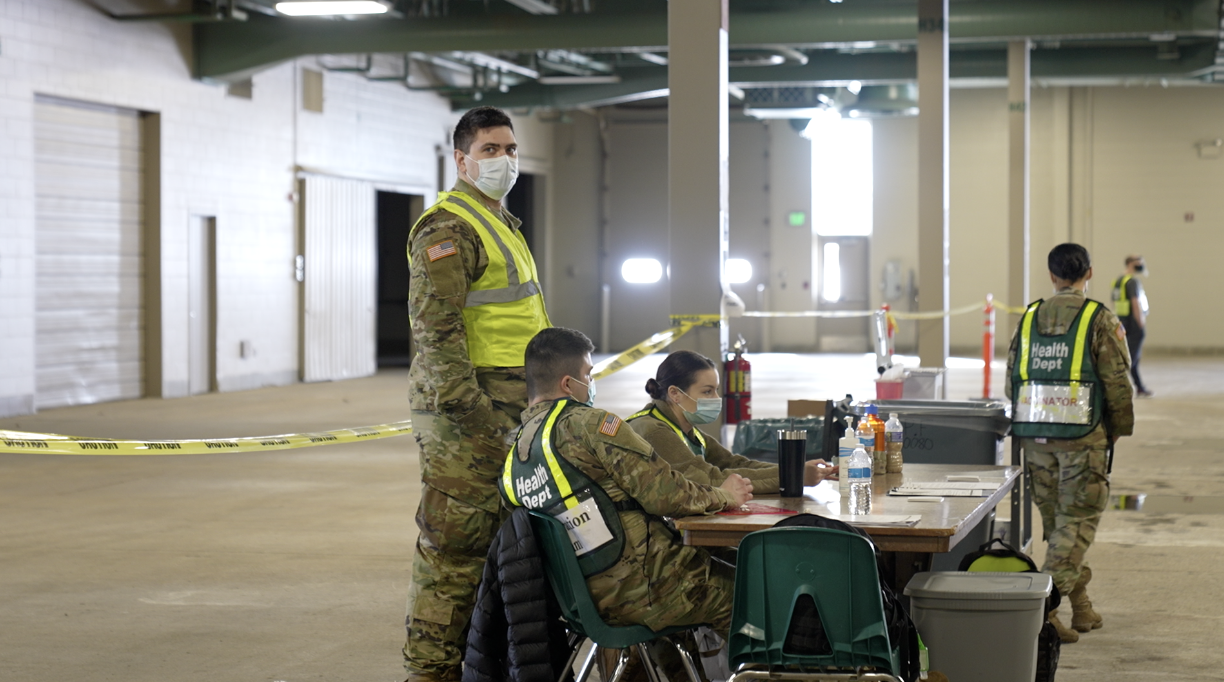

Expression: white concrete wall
xmin=0 ymin=0 xmax=456 ymax=417
xmin=1087 ymin=87 xmax=1224 ymax=353
xmin=874 ymin=85 xmax=1224 ymax=355
xmin=549 ymin=84 xmax=1224 ymax=358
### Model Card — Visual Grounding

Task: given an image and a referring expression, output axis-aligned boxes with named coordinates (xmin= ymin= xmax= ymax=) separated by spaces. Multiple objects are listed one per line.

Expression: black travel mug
xmin=777 ymin=430 xmax=807 ymax=498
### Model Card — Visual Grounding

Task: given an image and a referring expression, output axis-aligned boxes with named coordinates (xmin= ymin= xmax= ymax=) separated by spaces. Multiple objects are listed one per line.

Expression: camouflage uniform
xmin=629 ymin=399 xmax=780 ymax=493
xmin=519 ymin=401 xmax=739 ymax=636
xmin=404 ymin=180 xmax=539 ymax=680
xmin=1005 ymin=287 xmax=1134 ymax=598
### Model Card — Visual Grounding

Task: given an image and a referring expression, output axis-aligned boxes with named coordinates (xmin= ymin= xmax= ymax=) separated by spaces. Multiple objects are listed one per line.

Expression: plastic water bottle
xmin=862 ymin=405 xmax=886 ymax=474
xmin=848 ymin=441 xmax=873 ymax=515
xmin=839 ymin=418 xmax=858 ymax=494
xmin=856 ymin=410 xmax=877 ymax=474
xmin=885 ymin=412 xmax=904 ymax=473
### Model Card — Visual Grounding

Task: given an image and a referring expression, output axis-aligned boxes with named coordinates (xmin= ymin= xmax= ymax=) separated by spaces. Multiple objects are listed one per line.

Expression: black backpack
xmin=775 ymin=514 xmax=920 ymax=682
xmin=958 ymin=538 xmax=1061 ymax=682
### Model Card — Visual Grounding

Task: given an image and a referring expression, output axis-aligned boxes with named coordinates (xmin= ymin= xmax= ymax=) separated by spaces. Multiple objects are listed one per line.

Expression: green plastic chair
xmin=727 ymin=527 xmax=904 ymax=682
xmin=527 ymin=511 xmax=703 ymax=682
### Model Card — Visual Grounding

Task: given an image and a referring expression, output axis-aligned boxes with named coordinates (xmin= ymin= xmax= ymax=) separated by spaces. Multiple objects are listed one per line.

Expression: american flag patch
xmin=599 ymin=414 xmax=622 ymax=437
xmin=427 ymin=240 xmax=458 ymax=262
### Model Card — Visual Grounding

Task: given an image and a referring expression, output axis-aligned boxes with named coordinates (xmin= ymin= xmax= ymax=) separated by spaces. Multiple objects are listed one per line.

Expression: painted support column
xmin=668 ymin=0 xmax=729 ymax=373
xmin=1008 ymin=39 xmax=1031 ymax=327
xmin=917 ymin=0 xmax=949 ymax=368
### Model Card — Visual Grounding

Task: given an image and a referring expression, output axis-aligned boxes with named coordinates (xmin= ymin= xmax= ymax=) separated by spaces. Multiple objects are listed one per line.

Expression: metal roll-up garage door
xmin=300 ymin=174 xmax=377 ymax=383
xmin=34 ymin=97 xmax=145 ymax=409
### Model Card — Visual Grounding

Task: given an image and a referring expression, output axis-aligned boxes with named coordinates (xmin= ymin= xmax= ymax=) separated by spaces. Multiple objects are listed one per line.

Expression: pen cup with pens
xmin=777 ymin=429 xmax=807 ymax=498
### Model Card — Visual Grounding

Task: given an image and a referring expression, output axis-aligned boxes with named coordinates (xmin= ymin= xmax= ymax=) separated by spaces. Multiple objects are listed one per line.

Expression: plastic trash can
xmin=855 ymin=399 xmax=1011 ymax=467
xmin=851 ymin=400 xmax=1012 ymax=570
xmin=904 ymin=572 xmax=1052 ymax=682
xmin=731 ymin=418 xmax=823 ymax=464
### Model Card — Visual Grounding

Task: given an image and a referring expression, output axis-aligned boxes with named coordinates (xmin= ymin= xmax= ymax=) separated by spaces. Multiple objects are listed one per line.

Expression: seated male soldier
xmin=502 ymin=327 xmax=754 ymax=636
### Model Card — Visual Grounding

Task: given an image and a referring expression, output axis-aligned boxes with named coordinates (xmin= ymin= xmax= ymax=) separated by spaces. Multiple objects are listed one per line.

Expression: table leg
xmin=881 ymin=551 xmax=932 ymax=593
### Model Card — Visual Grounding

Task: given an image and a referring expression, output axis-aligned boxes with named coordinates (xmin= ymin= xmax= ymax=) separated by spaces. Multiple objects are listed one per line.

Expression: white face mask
xmin=463 ymin=153 xmax=519 ymax=201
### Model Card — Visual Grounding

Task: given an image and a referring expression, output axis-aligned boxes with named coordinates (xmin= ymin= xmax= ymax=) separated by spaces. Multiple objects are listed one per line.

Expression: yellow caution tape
xmin=891 ymin=302 xmax=985 ymax=320
xmin=739 ymin=298 xmax=1029 ymax=320
xmin=741 ymin=310 xmax=872 ymax=319
xmin=0 ymin=420 xmax=413 ymax=456
xmin=592 ymin=321 xmax=702 ymax=380
xmin=6 ymin=296 xmax=1031 ymax=456
xmin=668 ymin=314 xmax=723 ymax=327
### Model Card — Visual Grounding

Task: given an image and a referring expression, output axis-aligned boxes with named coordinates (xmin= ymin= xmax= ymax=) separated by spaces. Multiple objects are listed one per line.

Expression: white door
xmin=300 ymin=175 xmax=377 ymax=382
xmin=34 ymin=97 xmax=144 ymax=409
xmin=188 ymin=216 xmax=216 ymax=394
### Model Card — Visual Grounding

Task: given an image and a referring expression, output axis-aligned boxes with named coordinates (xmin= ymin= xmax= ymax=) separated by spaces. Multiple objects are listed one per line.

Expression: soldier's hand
xmin=720 ymin=473 xmax=754 ymax=507
xmin=804 ymin=459 xmax=838 ymax=484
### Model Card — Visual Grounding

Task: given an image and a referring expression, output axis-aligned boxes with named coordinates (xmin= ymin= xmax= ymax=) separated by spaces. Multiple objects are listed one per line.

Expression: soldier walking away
xmin=1112 ymin=255 xmax=1153 ymax=397
xmin=403 ymin=107 xmax=551 ymax=682
xmin=1006 ymin=243 xmax=1135 ymax=644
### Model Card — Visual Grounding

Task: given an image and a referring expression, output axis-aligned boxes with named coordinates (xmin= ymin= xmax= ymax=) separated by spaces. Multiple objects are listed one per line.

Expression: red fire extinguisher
xmin=724 ymin=336 xmax=752 ymax=424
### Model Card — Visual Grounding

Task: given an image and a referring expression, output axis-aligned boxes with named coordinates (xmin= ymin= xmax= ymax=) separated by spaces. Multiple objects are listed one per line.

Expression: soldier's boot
xmin=1070 ymin=567 xmax=1103 ymax=632
xmin=1048 ymin=609 xmax=1079 ymax=644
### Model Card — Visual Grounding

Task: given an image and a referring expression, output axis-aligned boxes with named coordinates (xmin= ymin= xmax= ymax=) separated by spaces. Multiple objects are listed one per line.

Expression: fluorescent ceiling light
xmin=538 ymin=75 xmax=622 ymax=85
xmin=504 ymin=0 xmax=558 ymax=15
xmin=744 ymin=106 xmax=832 ymax=120
xmin=276 ymin=1 xmax=389 ymax=16
xmin=621 ymin=258 xmax=663 ymax=284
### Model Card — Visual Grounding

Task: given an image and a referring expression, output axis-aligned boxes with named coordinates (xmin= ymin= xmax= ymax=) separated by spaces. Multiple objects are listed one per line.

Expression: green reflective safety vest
xmin=501 ymin=399 xmax=634 ymax=577
xmin=1010 ymin=299 xmax=1106 ymax=439
xmin=1111 ymin=275 xmax=1133 ymax=317
xmin=409 ymin=191 xmax=550 ymax=368
xmin=627 ymin=406 xmax=706 ymax=459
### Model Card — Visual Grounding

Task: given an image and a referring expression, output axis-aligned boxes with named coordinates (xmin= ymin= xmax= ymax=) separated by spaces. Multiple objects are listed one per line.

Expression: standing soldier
xmin=1112 ymin=255 xmax=1153 ymax=397
xmin=1006 ymin=243 xmax=1134 ymax=644
xmin=403 ymin=106 xmax=550 ymax=682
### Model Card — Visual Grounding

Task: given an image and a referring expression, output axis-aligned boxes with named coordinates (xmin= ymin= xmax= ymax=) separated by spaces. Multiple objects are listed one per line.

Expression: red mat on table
xmin=717 ymin=503 xmax=799 ymax=516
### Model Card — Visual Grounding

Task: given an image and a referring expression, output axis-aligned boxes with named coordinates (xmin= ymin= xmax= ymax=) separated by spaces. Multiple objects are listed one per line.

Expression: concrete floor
xmin=2 ymin=354 xmax=1222 ymax=681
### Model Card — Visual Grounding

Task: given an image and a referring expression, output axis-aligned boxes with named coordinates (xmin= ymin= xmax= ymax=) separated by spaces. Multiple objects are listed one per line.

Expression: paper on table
xmin=925 ymin=481 xmax=1002 ymax=490
xmin=890 ymin=487 xmax=981 ymax=497
xmin=821 ymin=513 xmax=921 ymax=527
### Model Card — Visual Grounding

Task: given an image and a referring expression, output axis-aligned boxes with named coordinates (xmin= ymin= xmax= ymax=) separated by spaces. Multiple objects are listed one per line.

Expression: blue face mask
xmin=677 ymin=388 xmax=722 ymax=425
xmin=570 ymin=377 xmax=596 ymax=407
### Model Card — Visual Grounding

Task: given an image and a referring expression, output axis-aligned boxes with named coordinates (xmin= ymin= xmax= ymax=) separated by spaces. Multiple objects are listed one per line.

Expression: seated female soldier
xmin=627 ymin=350 xmax=837 ymax=493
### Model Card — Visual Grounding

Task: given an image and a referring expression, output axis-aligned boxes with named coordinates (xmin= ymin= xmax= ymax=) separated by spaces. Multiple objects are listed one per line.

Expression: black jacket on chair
xmin=462 ymin=507 xmax=572 ymax=682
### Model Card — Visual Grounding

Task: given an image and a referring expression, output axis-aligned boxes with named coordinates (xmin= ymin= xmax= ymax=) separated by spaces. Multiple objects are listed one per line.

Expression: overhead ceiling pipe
xmin=464 ymin=43 xmax=1221 ymax=110
xmin=194 ymin=0 xmax=1221 ymax=82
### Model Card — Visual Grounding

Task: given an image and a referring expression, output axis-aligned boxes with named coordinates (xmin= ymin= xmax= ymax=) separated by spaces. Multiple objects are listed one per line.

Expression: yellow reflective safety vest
xmin=409 ymin=191 xmax=550 ymax=368
xmin=501 ymin=399 xmax=638 ymax=577
xmin=627 ymin=405 xmax=706 ymax=459
xmin=1111 ymin=275 xmax=1133 ymax=317
xmin=1009 ymin=299 xmax=1105 ymax=439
